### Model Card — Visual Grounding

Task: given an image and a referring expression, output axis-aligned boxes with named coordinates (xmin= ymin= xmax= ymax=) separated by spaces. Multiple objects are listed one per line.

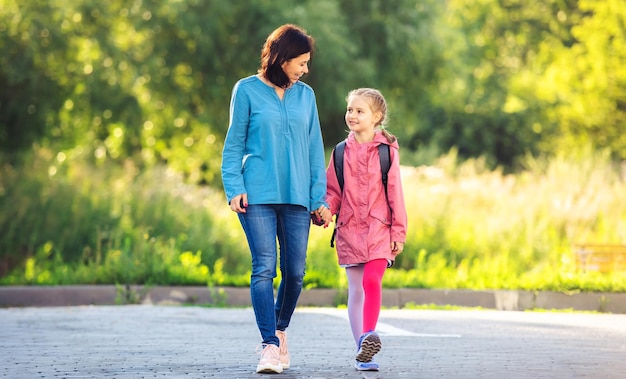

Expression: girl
xmin=325 ymin=88 xmax=407 ymax=371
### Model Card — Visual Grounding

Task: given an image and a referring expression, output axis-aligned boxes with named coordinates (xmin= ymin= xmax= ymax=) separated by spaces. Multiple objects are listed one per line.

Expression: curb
xmin=1 ymin=285 xmax=625 ymax=313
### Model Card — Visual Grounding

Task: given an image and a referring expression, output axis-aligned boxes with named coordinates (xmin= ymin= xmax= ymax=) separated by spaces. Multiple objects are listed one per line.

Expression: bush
xmin=1 ymin=146 xmax=626 ymax=292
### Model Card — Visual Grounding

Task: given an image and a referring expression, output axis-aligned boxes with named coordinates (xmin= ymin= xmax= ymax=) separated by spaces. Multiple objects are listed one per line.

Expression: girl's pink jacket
xmin=326 ymin=131 xmax=408 ymax=266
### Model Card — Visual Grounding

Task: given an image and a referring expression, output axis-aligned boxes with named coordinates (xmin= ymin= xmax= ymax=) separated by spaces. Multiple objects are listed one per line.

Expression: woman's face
xmin=281 ymin=52 xmax=310 ymax=85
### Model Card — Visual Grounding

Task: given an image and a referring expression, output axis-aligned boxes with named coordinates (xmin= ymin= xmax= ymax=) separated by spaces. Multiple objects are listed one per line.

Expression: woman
xmin=221 ymin=24 xmax=330 ymax=374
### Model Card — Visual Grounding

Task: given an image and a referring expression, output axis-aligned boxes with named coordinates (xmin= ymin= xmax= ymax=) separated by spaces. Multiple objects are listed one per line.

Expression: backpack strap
xmin=333 ymin=140 xmax=346 ymax=192
xmin=378 ymin=143 xmax=390 ymax=201
xmin=330 ymin=141 xmax=346 ymax=247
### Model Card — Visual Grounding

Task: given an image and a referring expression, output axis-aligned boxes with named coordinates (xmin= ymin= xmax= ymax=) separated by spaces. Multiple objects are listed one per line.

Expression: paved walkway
xmin=2 ymin=305 xmax=626 ymax=378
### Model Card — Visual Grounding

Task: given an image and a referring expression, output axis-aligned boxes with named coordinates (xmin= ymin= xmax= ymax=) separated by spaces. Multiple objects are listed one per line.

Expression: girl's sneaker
xmin=255 ymin=344 xmax=283 ymax=374
xmin=355 ymin=359 xmax=380 ymax=371
xmin=355 ymin=331 xmax=382 ymax=363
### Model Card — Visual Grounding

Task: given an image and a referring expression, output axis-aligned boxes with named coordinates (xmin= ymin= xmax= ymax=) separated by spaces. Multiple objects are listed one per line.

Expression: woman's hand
xmin=229 ymin=194 xmax=248 ymax=213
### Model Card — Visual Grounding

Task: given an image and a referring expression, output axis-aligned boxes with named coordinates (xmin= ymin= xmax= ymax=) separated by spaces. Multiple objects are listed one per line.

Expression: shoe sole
xmin=256 ymin=364 xmax=283 ymax=374
xmin=355 ymin=362 xmax=380 ymax=371
xmin=356 ymin=333 xmax=382 ymax=362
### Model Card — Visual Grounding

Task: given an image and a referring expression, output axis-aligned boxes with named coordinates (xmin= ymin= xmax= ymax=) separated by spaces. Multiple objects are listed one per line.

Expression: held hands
xmin=231 ymin=196 xmax=332 ymax=227
xmin=311 ymin=205 xmax=332 ymax=228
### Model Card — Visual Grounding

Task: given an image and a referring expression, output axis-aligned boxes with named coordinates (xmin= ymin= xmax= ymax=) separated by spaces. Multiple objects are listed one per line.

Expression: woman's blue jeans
xmin=238 ymin=204 xmax=311 ymax=346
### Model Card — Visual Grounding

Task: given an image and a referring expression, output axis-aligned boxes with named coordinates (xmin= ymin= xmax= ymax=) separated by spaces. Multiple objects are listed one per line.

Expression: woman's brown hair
xmin=258 ymin=24 xmax=314 ymax=89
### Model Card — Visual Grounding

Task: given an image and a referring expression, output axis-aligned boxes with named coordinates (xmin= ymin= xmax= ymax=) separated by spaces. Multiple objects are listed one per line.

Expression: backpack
xmin=330 ymin=140 xmax=391 ymax=247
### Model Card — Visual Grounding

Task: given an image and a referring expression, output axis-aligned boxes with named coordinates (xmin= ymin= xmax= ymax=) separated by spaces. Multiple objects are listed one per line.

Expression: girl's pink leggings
xmin=345 ymin=258 xmax=388 ymax=346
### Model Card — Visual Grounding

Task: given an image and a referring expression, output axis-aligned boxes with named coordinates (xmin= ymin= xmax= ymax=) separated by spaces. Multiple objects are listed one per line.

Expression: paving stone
xmin=1 ymin=306 xmax=626 ymax=378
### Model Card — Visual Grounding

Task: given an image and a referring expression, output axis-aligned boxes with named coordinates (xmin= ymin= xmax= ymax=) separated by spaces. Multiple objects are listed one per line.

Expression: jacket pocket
xmin=336 ymin=208 xmax=354 ymax=229
xmin=370 ymin=208 xmax=391 ymax=226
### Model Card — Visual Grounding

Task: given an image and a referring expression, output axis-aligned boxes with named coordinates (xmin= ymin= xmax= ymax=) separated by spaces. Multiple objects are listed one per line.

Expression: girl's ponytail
xmin=380 ymin=126 xmax=396 ymax=144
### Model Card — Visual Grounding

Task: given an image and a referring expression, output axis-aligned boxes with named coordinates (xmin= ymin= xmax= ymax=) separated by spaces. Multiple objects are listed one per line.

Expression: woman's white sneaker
xmin=255 ymin=344 xmax=283 ymax=374
xmin=276 ymin=330 xmax=290 ymax=369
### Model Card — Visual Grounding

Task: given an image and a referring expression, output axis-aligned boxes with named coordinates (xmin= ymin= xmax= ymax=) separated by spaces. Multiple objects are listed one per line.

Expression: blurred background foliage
xmin=1 ymin=0 xmax=626 ymax=290
xmin=3 ymin=0 xmax=625 ymax=179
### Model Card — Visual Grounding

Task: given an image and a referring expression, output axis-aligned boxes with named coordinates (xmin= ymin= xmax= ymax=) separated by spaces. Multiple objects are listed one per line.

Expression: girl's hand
xmin=319 ymin=206 xmax=332 ymax=227
xmin=391 ymin=241 xmax=405 ymax=254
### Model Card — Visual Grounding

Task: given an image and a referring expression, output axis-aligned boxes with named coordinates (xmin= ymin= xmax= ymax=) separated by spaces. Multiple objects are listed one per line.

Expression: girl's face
xmin=345 ymin=95 xmax=381 ymax=133
xmin=281 ymin=52 xmax=310 ymax=85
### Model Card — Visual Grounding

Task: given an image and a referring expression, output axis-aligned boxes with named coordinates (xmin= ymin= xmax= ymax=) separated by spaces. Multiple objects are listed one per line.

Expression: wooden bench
xmin=574 ymin=244 xmax=626 ymax=273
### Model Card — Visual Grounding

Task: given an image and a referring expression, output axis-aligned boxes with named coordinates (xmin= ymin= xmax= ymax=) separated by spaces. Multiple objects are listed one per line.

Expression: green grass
xmin=1 ymin=146 xmax=626 ymax=292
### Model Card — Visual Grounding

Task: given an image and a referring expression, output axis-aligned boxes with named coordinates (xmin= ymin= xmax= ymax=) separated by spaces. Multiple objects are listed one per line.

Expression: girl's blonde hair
xmin=346 ymin=88 xmax=396 ymax=143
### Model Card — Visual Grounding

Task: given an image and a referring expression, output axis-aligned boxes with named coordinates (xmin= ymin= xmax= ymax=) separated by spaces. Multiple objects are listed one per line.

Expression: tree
xmin=0 ymin=0 xmax=73 ymax=162
xmin=532 ymin=0 xmax=626 ymax=158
